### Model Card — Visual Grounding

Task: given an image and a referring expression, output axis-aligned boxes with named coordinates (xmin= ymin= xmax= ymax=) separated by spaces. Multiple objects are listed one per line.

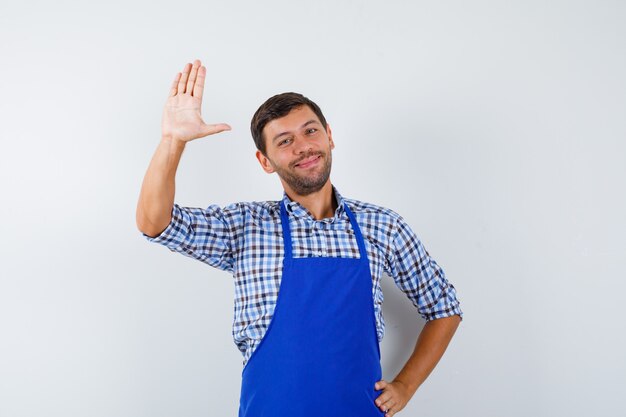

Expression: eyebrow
xmin=271 ymin=120 xmax=320 ymax=143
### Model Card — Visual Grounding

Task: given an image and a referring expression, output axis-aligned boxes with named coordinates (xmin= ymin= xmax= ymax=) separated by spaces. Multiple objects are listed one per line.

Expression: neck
xmin=284 ymin=181 xmax=337 ymax=220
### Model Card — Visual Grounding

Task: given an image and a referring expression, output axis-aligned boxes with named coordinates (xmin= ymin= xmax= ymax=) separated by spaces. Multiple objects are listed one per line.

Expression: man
xmin=136 ymin=59 xmax=463 ymax=416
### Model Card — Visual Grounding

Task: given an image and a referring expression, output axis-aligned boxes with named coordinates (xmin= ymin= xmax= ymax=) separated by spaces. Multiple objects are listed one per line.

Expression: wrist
xmin=161 ymin=135 xmax=186 ymax=151
xmin=392 ymin=378 xmax=419 ymax=395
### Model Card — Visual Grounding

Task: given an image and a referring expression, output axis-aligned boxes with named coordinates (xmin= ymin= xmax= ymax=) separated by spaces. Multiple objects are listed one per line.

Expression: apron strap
xmin=280 ymin=200 xmax=294 ymax=259
xmin=343 ymin=204 xmax=368 ymax=260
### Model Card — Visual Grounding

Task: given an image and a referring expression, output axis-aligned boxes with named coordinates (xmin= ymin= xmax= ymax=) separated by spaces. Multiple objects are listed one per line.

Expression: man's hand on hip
xmin=374 ymin=379 xmax=412 ymax=416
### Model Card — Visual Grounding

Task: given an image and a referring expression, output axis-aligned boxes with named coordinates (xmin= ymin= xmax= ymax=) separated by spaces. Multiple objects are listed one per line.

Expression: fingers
xmin=375 ymin=380 xmax=397 ymax=415
xmin=193 ymin=65 xmax=206 ymax=100
xmin=376 ymin=391 xmax=394 ymax=409
xmin=379 ymin=397 xmax=397 ymax=416
xmin=169 ymin=72 xmax=182 ymax=97
xmin=177 ymin=62 xmax=192 ymax=95
xmin=186 ymin=59 xmax=201 ymax=95
xmin=172 ymin=60 xmax=206 ymax=99
xmin=375 ymin=380 xmax=388 ymax=390
xmin=381 ymin=398 xmax=397 ymax=415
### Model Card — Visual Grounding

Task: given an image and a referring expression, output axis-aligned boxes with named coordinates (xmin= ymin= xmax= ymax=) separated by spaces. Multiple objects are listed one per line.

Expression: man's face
xmin=256 ymin=105 xmax=335 ymax=196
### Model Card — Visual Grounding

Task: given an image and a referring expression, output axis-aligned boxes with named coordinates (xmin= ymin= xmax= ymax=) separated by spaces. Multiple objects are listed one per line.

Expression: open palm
xmin=161 ymin=60 xmax=230 ymax=143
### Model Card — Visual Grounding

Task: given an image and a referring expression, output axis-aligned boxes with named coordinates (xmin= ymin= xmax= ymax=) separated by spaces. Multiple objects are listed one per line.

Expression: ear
xmin=256 ymin=150 xmax=275 ymax=174
xmin=326 ymin=123 xmax=335 ymax=150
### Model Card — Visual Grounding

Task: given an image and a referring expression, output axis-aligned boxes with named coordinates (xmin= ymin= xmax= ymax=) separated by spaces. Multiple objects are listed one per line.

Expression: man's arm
xmin=374 ymin=315 xmax=461 ymax=416
xmin=374 ymin=214 xmax=463 ymax=415
xmin=136 ymin=60 xmax=230 ymax=237
xmin=136 ymin=136 xmax=186 ymax=237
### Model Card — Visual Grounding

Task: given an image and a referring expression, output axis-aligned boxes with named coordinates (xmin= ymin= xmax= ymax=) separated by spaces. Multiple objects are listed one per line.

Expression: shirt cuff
xmin=421 ymin=281 xmax=464 ymax=322
xmin=141 ymin=204 xmax=185 ymax=251
xmin=423 ymin=305 xmax=464 ymax=322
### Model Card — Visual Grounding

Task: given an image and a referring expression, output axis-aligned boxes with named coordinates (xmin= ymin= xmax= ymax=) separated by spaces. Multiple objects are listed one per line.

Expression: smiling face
xmin=256 ymin=105 xmax=335 ymax=196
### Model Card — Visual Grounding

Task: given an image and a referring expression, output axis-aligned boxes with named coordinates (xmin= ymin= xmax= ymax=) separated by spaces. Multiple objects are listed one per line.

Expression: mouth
xmin=294 ymin=154 xmax=322 ymax=169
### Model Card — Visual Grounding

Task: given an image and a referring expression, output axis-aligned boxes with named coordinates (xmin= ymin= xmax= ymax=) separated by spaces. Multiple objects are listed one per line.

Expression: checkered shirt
xmin=142 ymin=185 xmax=463 ymax=366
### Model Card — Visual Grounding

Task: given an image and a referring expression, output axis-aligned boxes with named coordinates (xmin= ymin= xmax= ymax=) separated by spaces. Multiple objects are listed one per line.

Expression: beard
xmin=270 ymin=151 xmax=332 ymax=196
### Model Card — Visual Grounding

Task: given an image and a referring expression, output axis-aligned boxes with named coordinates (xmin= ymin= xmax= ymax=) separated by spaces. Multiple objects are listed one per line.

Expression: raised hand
xmin=161 ymin=59 xmax=231 ymax=143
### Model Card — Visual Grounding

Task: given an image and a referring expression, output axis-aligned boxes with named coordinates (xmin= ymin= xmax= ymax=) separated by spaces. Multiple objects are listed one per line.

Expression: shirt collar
xmin=281 ymin=184 xmax=345 ymax=221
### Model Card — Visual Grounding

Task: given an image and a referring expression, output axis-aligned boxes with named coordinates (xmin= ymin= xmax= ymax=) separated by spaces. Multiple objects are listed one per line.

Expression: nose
xmin=293 ymin=134 xmax=313 ymax=154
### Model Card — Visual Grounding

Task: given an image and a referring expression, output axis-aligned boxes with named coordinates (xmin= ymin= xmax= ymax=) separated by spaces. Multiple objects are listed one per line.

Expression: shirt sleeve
xmin=141 ymin=202 xmax=241 ymax=273
xmin=387 ymin=215 xmax=463 ymax=321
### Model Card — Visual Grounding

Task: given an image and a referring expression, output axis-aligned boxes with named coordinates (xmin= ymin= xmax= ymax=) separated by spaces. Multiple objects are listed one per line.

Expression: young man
xmin=136 ymin=59 xmax=463 ymax=417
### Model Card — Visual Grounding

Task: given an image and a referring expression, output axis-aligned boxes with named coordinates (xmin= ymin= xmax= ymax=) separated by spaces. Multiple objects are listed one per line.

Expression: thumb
xmin=201 ymin=123 xmax=232 ymax=137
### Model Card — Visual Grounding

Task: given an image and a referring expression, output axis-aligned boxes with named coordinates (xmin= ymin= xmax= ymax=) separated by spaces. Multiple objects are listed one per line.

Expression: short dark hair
xmin=250 ymin=92 xmax=328 ymax=156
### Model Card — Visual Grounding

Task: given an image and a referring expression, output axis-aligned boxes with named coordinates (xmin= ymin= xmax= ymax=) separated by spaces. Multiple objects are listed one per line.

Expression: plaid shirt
xmin=142 ymin=185 xmax=462 ymax=366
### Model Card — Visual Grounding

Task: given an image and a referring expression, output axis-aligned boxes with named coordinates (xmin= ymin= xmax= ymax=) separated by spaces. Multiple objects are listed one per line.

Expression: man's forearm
xmin=136 ymin=136 xmax=186 ymax=237
xmin=392 ymin=315 xmax=461 ymax=395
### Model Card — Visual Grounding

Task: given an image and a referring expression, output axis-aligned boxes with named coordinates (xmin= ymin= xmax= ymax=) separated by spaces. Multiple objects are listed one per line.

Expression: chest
xmin=232 ymin=217 xmax=389 ymax=287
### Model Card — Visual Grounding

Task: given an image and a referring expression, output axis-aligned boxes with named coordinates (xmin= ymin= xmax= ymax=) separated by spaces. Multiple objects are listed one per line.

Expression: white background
xmin=1 ymin=0 xmax=625 ymax=416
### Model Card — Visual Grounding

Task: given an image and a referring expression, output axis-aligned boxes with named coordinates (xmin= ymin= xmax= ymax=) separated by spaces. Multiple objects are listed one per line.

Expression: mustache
xmin=292 ymin=152 xmax=324 ymax=167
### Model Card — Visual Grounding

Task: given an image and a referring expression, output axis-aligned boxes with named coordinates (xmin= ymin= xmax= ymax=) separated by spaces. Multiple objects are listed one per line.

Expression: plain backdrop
xmin=1 ymin=0 xmax=625 ymax=416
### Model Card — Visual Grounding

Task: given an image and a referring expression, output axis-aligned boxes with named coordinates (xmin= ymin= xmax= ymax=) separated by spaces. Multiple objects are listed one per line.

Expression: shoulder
xmin=342 ymin=197 xmax=407 ymax=243
xmin=219 ymin=199 xmax=282 ymax=225
xmin=343 ymin=197 xmax=403 ymax=224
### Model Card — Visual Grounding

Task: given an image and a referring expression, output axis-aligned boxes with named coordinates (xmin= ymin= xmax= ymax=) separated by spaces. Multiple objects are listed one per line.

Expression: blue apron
xmin=238 ymin=201 xmax=385 ymax=416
